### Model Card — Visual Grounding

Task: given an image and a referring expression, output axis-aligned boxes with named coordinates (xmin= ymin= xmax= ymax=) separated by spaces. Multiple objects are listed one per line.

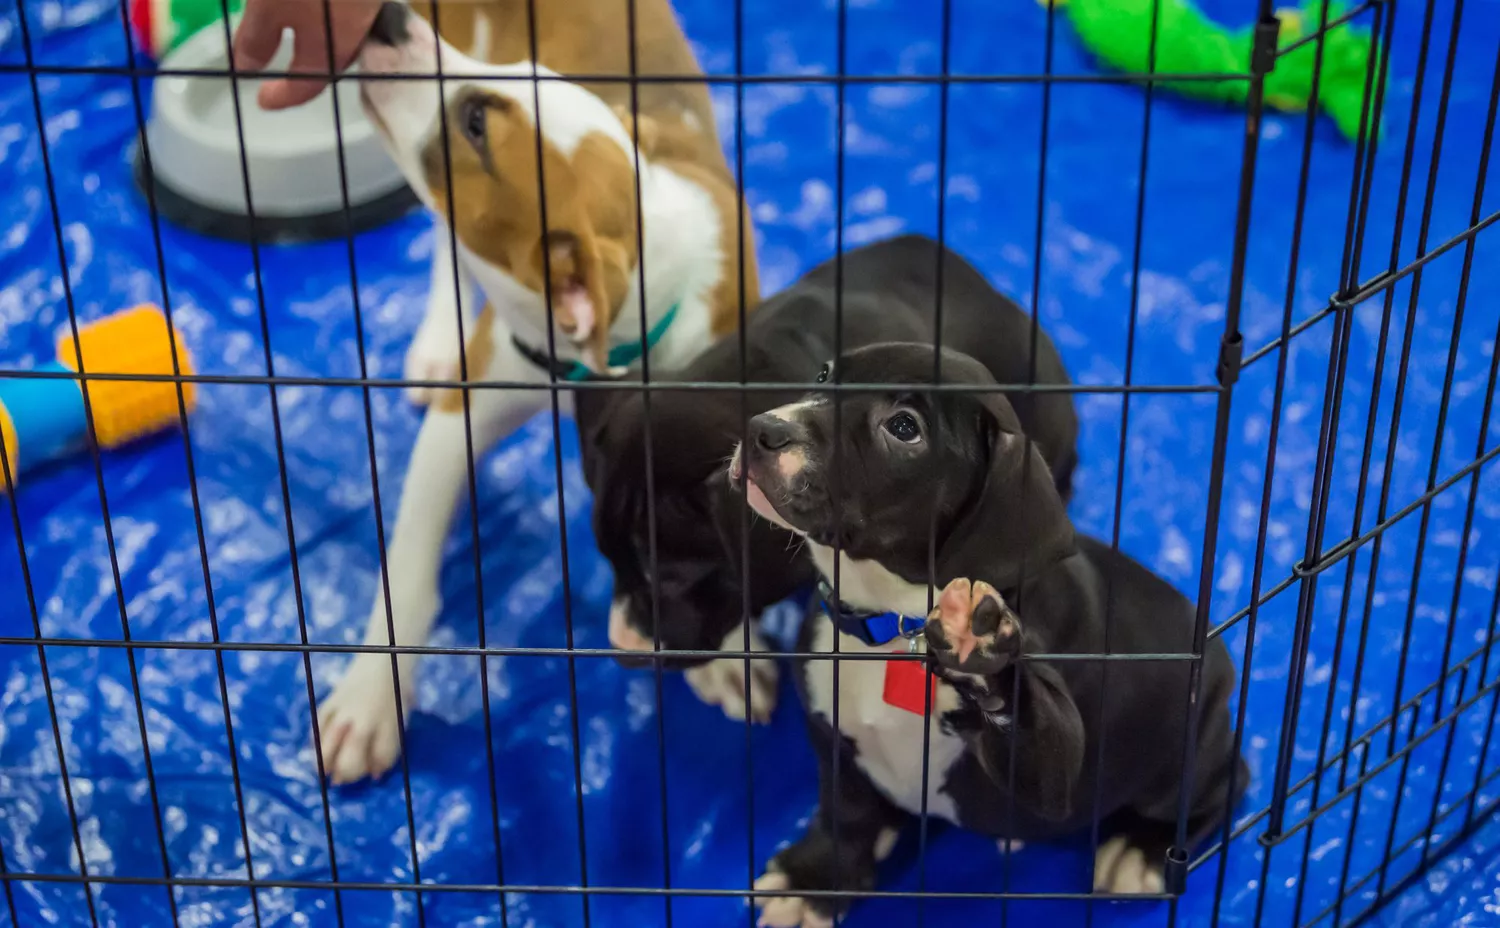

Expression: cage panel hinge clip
xmin=1163 ymin=846 xmax=1189 ymax=895
xmin=1251 ymin=17 xmax=1282 ymax=77
xmin=1217 ymin=333 xmax=1244 ymax=388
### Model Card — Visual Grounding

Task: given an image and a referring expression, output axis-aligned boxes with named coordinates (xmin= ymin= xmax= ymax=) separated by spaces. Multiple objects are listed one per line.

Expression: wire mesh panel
xmin=0 ymin=0 xmax=1498 ymax=926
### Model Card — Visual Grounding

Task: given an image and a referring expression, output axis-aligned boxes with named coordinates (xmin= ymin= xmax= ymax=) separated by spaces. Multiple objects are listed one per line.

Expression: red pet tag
xmin=883 ymin=649 xmax=937 ymax=715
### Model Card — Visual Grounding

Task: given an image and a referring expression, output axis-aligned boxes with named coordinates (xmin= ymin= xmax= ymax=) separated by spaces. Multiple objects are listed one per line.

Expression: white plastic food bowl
xmin=134 ymin=22 xmax=418 ymax=243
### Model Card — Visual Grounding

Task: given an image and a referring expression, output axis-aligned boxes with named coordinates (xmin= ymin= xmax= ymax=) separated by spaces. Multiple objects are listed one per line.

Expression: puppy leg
xmin=1091 ymin=815 xmax=1170 ymax=896
xmin=317 ymin=333 xmax=548 ymax=784
xmin=404 ymin=226 xmax=475 ymax=406
xmin=754 ymin=709 xmax=905 ymax=926
xmin=684 ymin=622 xmax=778 ymax=724
xmin=924 ymin=579 xmax=1086 ymax=825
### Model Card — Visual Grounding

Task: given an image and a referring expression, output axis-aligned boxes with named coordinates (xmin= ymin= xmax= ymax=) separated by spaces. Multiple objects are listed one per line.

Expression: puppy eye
xmin=816 ymin=362 xmax=831 ymax=384
xmin=884 ymin=411 xmax=922 ymax=443
xmin=461 ymin=97 xmax=487 ymax=145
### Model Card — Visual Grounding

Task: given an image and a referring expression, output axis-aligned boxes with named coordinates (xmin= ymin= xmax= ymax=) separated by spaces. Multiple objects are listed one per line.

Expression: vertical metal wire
xmin=1399 ymin=0 xmax=1492 ymax=873
xmin=410 ymin=2 xmax=511 ymax=921
xmin=117 ymin=0 xmax=279 ymax=921
xmin=1248 ymin=2 xmax=1358 ymax=922
xmin=1319 ymin=0 xmax=1394 ymax=826
xmin=1457 ymin=53 xmax=1500 ymax=840
xmin=1166 ymin=4 xmax=1275 ymax=923
xmin=829 ymin=0 xmax=849 ymax=922
xmin=615 ymin=0 xmax=677 ymax=918
xmin=1465 ymin=569 xmax=1500 ymax=830
xmin=1328 ymin=0 xmax=1443 ymax=916
xmin=518 ymin=1 xmax=593 ymax=923
xmin=215 ymin=0 xmax=435 ymax=921
xmin=1370 ymin=0 xmax=1469 ymax=896
xmin=1087 ymin=0 xmax=1161 ymax=919
xmin=732 ymin=0 xmax=759 ymax=913
xmin=0 ymin=359 xmax=96 ymax=928
xmin=1329 ymin=0 xmax=1399 ymax=815
xmin=1268 ymin=0 xmax=1438 ymax=844
xmin=914 ymin=0 xmax=953 ymax=922
xmin=1391 ymin=0 xmax=1471 ymax=731
xmin=13 ymin=0 xmax=180 ymax=921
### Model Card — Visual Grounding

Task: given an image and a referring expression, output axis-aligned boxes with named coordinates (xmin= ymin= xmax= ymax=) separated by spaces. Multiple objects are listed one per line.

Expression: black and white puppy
xmin=732 ymin=344 xmax=1246 ymax=925
xmin=576 ymin=234 xmax=1079 ymax=723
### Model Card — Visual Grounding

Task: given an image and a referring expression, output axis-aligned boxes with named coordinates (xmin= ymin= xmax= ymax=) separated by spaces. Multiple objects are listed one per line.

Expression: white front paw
xmin=1093 ymin=835 xmax=1165 ymax=895
xmin=752 ymin=871 xmax=833 ymax=928
xmin=685 ymin=626 xmax=778 ymax=723
xmin=316 ymin=653 xmax=413 ymax=785
xmin=403 ymin=313 xmax=465 ymax=406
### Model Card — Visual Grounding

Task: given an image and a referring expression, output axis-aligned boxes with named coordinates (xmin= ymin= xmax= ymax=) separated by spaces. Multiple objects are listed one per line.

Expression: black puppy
xmin=734 ymin=343 xmax=1246 ymax=924
xmin=576 ymin=234 xmax=1078 ymax=723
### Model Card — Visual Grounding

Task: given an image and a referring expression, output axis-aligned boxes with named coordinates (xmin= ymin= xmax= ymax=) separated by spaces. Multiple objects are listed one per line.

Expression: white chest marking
xmin=804 ymin=543 xmax=968 ymax=824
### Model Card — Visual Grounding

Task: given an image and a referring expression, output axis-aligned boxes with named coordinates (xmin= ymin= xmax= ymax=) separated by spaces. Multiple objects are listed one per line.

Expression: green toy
xmin=1048 ymin=0 xmax=1384 ymax=141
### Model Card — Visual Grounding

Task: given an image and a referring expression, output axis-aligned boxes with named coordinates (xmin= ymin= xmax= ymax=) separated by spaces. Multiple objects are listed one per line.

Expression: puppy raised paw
xmin=752 ymin=868 xmax=834 ymax=928
xmin=925 ymin=578 xmax=1021 ymax=675
xmin=1093 ymin=835 xmax=1166 ymax=895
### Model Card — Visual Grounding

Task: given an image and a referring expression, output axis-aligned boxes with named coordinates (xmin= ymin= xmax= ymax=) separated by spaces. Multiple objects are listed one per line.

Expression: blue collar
xmin=817 ymin=578 xmax=927 ymax=647
xmin=512 ymin=304 xmax=680 ymax=382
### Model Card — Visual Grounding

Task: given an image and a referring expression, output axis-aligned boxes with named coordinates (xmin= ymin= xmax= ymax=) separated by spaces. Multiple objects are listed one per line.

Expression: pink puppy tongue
xmin=559 ymin=283 xmax=594 ymax=342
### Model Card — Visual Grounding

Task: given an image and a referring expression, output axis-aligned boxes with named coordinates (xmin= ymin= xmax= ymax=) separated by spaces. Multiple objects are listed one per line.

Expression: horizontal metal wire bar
xmin=0 ymin=869 xmax=1165 ymax=902
xmin=0 ymin=635 xmax=1196 ymax=663
xmin=1189 ymin=628 xmax=1498 ymax=870
xmin=1209 ymin=443 xmax=1500 ymax=642
xmin=1299 ymin=764 xmax=1500 ymax=928
xmin=1260 ymin=671 xmax=1499 ymax=847
xmin=0 ymin=61 xmax=1249 ymax=85
xmin=1244 ymin=207 xmax=1500 ymax=369
xmin=1274 ymin=0 xmax=1380 ymax=59
xmin=0 ymin=367 xmax=1216 ymax=396
xmin=1296 ymin=444 xmax=1500 ymax=577
xmin=1208 ymin=572 xmax=1298 ymax=642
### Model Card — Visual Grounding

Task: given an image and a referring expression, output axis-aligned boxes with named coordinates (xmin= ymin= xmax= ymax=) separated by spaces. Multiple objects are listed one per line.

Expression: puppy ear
xmin=611 ymin=104 xmax=662 ymax=155
xmin=573 ymin=385 xmax=624 ymax=489
xmin=1009 ymin=660 xmax=1086 ymax=822
xmin=708 ymin=475 xmax=814 ymax=612
xmin=938 ymin=389 xmax=1075 ymax=589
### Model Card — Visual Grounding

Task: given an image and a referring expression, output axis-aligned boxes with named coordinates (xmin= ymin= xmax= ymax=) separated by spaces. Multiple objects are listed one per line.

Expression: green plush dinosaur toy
xmin=1048 ymin=0 xmax=1383 ymax=141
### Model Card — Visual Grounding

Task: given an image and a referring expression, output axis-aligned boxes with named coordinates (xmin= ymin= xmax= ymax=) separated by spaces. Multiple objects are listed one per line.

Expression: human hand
xmin=231 ymin=0 xmax=384 ymax=110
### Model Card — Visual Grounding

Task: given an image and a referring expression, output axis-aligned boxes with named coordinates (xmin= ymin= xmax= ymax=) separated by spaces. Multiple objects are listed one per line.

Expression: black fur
xmin=750 ymin=344 xmax=1247 ymax=919
xmin=576 ymin=234 xmax=1079 ymax=663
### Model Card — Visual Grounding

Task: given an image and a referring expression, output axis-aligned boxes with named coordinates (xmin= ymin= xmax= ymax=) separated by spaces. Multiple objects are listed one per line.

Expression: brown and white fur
xmin=317 ymin=0 xmax=759 ymax=784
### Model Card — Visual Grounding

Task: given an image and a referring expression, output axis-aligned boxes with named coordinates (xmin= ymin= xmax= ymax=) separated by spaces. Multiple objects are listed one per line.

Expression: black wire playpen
xmin=1 ymin=0 xmax=1499 ymax=925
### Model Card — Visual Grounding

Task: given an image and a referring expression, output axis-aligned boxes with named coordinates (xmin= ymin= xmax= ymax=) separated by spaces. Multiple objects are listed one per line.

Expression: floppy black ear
xmin=573 ymin=385 xmax=624 ymax=489
xmin=1009 ymin=659 xmax=1086 ymax=822
xmin=707 ymin=474 xmax=816 ymax=611
xmin=938 ymin=390 xmax=1075 ymax=589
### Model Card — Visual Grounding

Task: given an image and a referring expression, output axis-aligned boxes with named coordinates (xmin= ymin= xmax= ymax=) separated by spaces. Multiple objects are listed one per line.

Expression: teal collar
xmin=512 ymin=304 xmax=680 ymax=382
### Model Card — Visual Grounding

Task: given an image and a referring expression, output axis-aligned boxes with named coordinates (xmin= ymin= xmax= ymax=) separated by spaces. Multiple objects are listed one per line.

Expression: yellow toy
xmin=0 ymin=305 xmax=196 ymax=492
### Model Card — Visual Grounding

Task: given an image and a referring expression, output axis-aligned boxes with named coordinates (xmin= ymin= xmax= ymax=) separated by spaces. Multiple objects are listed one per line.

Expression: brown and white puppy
xmin=576 ymin=235 xmax=1078 ymax=724
xmin=733 ymin=345 xmax=1246 ymax=924
xmin=317 ymin=0 xmax=758 ymax=784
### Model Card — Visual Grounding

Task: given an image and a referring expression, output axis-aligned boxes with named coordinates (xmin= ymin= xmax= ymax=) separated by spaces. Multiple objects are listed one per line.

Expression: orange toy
xmin=0 ymin=305 xmax=196 ymax=492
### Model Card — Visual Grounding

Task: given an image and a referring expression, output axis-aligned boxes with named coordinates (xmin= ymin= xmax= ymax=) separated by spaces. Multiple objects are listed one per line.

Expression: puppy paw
xmin=316 ymin=653 xmax=412 ymax=785
xmin=925 ymin=578 xmax=1021 ymax=674
xmin=685 ymin=655 xmax=778 ymax=724
xmin=1093 ymin=835 xmax=1166 ymax=895
xmin=752 ymin=869 xmax=835 ymax=928
xmin=403 ymin=313 xmax=465 ymax=406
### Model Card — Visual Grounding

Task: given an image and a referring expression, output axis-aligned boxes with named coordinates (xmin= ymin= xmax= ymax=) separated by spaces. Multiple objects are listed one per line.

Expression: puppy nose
xmin=366 ymin=1 xmax=411 ymax=47
xmin=751 ymin=414 xmax=796 ymax=452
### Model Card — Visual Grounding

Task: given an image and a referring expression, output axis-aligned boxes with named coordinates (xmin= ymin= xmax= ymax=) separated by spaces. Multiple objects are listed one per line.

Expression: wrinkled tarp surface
xmin=2 ymin=0 xmax=1500 ymax=925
